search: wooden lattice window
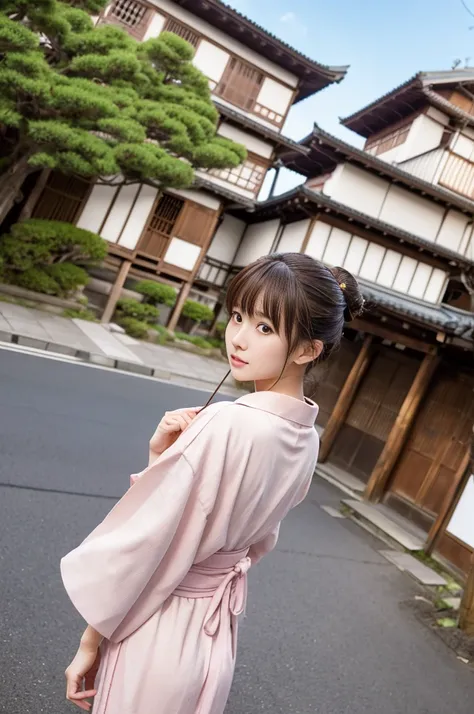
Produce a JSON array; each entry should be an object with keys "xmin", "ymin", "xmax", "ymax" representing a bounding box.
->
[
  {"xmin": 32, "ymin": 172, "xmax": 91, "ymax": 224},
  {"xmin": 164, "ymin": 18, "xmax": 200, "ymax": 48},
  {"xmin": 210, "ymin": 154, "xmax": 268, "ymax": 194},
  {"xmin": 216, "ymin": 58, "xmax": 264, "ymax": 112},
  {"xmin": 106, "ymin": 0, "xmax": 151, "ymax": 39}
]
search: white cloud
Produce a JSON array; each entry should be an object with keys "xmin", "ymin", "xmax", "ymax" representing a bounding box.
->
[{"xmin": 280, "ymin": 12, "xmax": 296, "ymax": 23}]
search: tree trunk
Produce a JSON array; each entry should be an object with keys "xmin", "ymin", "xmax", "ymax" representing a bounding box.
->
[
  {"xmin": 18, "ymin": 169, "xmax": 51, "ymax": 222},
  {"xmin": 0, "ymin": 156, "xmax": 34, "ymax": 227}
]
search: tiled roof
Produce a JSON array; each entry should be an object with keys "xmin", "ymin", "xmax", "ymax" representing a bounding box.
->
[
  {"xmin": 341, "ymin": 69, "xmax": 474, "ymax": 136},
  {"xmin": 214, "ymin": 100, "xmax": 309, "ymax": 154},
  {"xmin": 171, "ymin": 0, "xmax": 348, "ymax": 101},
  {"xmin": 238, "ymin": 184, "xmax": 474, "ymax": 267},
  {"xmin": 280, "ymin": 125, "xmax": 474, "ymax": 216},
  {"xmin": 360, "ymin": 280, "xmax": 474, "ymax": 338}
]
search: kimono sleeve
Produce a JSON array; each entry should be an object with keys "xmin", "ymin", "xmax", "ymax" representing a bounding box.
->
[
  {"xmin": 60, "ymin": 421, "xmax": 223, "ymax": 644},
  {"xmin": 247, "ymin": 524, "xmax": 280, "ymax": 566}
]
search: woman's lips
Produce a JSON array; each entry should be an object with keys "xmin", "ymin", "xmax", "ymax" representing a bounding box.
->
[{"xmin": 230, "ymin": 354, "xmax": 248, "ymax": 368}]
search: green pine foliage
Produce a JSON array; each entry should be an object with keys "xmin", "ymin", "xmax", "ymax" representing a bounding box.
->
[
  {"xmin": 0, "ymin": 218, "xmax": 106, "ymax": 295},
  {"xmin": 116, "ymin": 297, "xmax": 159, "ymax": 323},
  {"xmin": 181, "ymin": 300, "xmax": 215, "ymax": 323},
  {"xmin": 0, "ymin": 1, "xmax": 246, "ymax": 203},
  {"xmin": 134, "ymin": 280, "xmax": 177, "ymax": 307}
]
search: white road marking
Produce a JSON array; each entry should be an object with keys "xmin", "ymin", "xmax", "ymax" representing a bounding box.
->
[{"xmin": 320, "ymin": 505, "xmax": 346, "ymax": 518}]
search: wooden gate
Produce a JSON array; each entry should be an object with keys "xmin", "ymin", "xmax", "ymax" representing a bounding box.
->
[
  {"xmin": 388, "ymin": 366, "xmax": 474, "ymax": 519},
  {"xmin": 330, "ymin": 347, "xmax": 421, "ymax": 482}
]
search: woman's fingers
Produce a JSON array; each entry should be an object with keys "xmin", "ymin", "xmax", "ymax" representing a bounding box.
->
[{"xmin": 66, "ymin": 678, "xmax": 96, "ymax": 711}]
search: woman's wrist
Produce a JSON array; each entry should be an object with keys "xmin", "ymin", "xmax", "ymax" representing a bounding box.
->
[{"xmin": 80, "ymin": 625, "xmax": 103, "ymax": 651}]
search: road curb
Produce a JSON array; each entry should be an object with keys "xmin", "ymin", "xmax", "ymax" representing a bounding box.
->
[{"xmin": 0, "ymin": 331, "xmax": 240, "ymax": 396}]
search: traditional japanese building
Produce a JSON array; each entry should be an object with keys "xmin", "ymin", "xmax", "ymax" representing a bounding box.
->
[
  {"xmin": 25, "ymin": 0, "xmax": 347, "ymax": 328},
  {"xmin": 206, "ymin": 68, "xmax": 474, "ymax": 578}
]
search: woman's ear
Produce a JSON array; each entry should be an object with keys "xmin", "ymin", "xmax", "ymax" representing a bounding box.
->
[{"xmin": 293, "ymin": 339, "xmax": 323, "ymax": 366}]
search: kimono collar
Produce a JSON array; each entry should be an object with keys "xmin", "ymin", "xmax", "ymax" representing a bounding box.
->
[{"xmin": 235, "ymin": 391, "xmax": 319, "ymax": 427}]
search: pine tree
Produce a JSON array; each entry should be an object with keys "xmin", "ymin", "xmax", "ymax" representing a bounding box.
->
[{"xmin": 0, "ymin": 0, "xmax": 247, "ymax": 223}]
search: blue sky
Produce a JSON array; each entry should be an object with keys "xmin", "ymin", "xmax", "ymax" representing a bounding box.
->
[{"xmin": 225, "ymin": 0, "xmax": 474, "ymax": 194}]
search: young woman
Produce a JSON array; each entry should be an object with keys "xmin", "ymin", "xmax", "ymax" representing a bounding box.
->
[{"xmin": 61, "ymin": 253, "xmax": 364, "ymax": 714}]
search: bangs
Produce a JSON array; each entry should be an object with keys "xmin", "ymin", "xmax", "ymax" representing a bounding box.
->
[{"xmin": 226, "ymin": 257, "xmax": 310, "ymax": 349}]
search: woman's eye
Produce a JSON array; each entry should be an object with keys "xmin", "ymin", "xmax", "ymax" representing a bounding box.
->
[
  {"xmin": 258, "ymin": 324, "xmax": 273, "ymax": 335},
  {"xmin": 232, "ymin": 311, "xmax": 242, "ymax": 323}
]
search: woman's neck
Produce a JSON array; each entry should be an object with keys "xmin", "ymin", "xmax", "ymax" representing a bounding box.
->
[{"xmin": 254, "ymin": 374, "xmax": 305, "ymax": 401}]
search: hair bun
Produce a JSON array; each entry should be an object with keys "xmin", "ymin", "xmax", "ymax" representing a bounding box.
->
[{"xmin": 329, "ymin": 266, "xmax": 365, "ymax": 322}]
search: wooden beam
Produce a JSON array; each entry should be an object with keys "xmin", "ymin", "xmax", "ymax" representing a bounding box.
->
[
  {"xmin": 364, "ymin": 351, "xmax": 440, "ymax": 503},
  {"xmin": 167, "ymin": 280, "xmax": 192, "ymax": 333},
  {"xmin": 101, "ymin": 259, "xmax": 132, "ymax": 324},
  {"xmin": 300, "ymin": 214, "xmax": 318, "ymax": 254},
  {"xmin": 319, "ymin": 335, "xmax": 373, "ymax": 463},
  {"xmin": 351, "ymin": 318, "xmax": 437, "ymax": 355},
  {"xmin": 425, "ymin": 449, "xmax": 471, "ymax": 554}
]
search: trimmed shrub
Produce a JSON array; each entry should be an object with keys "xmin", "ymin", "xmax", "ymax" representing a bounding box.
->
[
  {"xmin": 181, "ymin": 300, "xmax": 214, "ymax": 323},
  {"xmin": 116, "ymin": 298, "xmax": 159, "ymax": 323},
  {"xmin": 214, "ymin": 321, "xmax": 227, "ymax": 338},
  {"xmin": 175, "ymin": 332, "xmax": 213, "ymax": 349},
  {"xmin": 62, "ymin": 307, "xmax": 97, "ymax": 321},
  {"xmin": 134, "ymin": 280, "xmax": 177, "ymax": 307},
  {"xmin": 150, "ymin": 324, "xmax": 173, "ymax": 345},
  {"xmin": 45, "ymin": 263, "xmax": 89, "ymax": 294},
  {"xmin": 14, "ymin": 267, "xmax": 59, "ymax": 295},
  {"xmin": 117, "ymin": 317, "xmax": 150, "ymax": 339}
]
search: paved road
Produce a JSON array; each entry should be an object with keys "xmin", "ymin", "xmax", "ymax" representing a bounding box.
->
[{"xmin": 1, "ymin": 347, "xmax": 473, "ymax": 714}]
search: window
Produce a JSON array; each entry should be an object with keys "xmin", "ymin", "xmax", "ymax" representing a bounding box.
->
[
  {"xmin": 32, "ymin": 173, "xmax": 91, "ymax": 224},
  {"xmin": 106, "ymin": 0, "xmax": 151, "ymax": 39},
  {"xmin": 209, "ymin": 154, "xmax": 268, "ymax": 194},
  {"xmin": 164, "ymin": 18, "xmax": 200, "ymax": 48},
  {"xmin": 216, "ymin": 58, "xmax": 264, "ymax": 112},
  {"xmin": 365, "ymin": 124, "xmax": 410, "ymax": 156}
]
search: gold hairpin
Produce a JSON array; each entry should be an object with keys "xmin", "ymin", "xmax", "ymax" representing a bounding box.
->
[{"xmin": 339, "ymin": 282, "xmax": 346, "ymax": 290}]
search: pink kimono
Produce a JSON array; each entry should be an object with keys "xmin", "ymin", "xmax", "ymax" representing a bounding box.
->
[{"xmin": 61, "ymin": 391, "xmax": 319, "ymax": 714}]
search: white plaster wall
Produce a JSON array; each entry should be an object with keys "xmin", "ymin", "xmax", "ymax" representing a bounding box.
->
[
  {"xmin": 101, "ymin": 184, "xmax": 140, "ymax": 243},
  {"xmin": 118, "ymin": 185, "xmax": 158, "ymax": 250},
  {"xmin": 408, "ymin": 262, "xmax": 432, "ymax": 299},
  {"xmin": 358, "ymin": 242, "xmax": 385, "ymax": 281},
  {"xmin": 149, "ymin": 0, "xmax": 298, "ymax": 86},
  {"xmin": 207, "ymin": 214, "xmax": 246, "ymax": 263},
  {"xmin": 304, "ymin": 221, "xmax": 331, "ymax": 261},
  {"xmin": 424, "ymin": 268, "xmax": 447, "ymax": 302},
  {"xmin": 326, "ymin": 163, "xmax": 388, "ymax": 217},
  {"xmin": 193, "ymin": 40, "xmax": 229, "ymax": 85},
  {"xmin": 447, "ymin": 474, "xmax": 474, "ymax": 549},
  {"xmin": 380, "ymin": 185, "xmax": 445, "ymax": 241},
  {"xmin": 169, "ymin": 187, "xmax": 221, "ymax": 210},
  {"xmin": 217, "ymin": 123, "xmax": 273, "ymax": 159},
  {"xmin": 392, "ymin": 255, "xmax": 418, "ymax": 293},
  {"xmin": 399, "ymin": 114, "xmax": 445, "ymax": 162},
  {"xmin": 77, "ymin": 184, "xmax": 118, "ymax": 234},
  {"xmin": 256, "ymin": 78, "xmax": 293, "ymax": 116},
  {"xmin": 436, "ymin": 210, "xmax": 467, "ymax": 253},
  {"xmin": 322, "ymin": 227, "xmax": 351, "ymax": 266},
  {"xmin": 277, "ymin": 220, "xmax": 310, "ymax": 253},
  {"xmin": 233, "ymin": 219, "xmax": 280, "ymax": 265},
  {"xmin": 344, "ymin": 236, "xmax": 368, "ymax": 275},
  {"xmin": 426, "ymin": 106, "xmax": 450, "ymax": 125},
  {"xmin": 460, "ymin": 223, "xmax": 474, "ymax": 258},
  {"xmin": 143, "ymin": 11, "xmax": 166, "ymax": 40},
  {"xmin": 165, "ymin": 237, "xmax": 201, "ymax": 270},
  {"xmin": 450, "ymin": 132, "xmax": 474, "ymax": 160}
]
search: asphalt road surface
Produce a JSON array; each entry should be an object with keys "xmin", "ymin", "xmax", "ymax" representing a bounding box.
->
[{"xmin": 1, "ymin": 346, "xmax": 474, "ymax": 714}]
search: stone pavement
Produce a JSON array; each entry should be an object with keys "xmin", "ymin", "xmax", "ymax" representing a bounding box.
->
[{"xmin": 0, "ymin": 301, "xmax": 241, "ymax": 396}]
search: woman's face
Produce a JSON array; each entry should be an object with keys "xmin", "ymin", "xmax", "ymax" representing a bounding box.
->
[{"xmin": 225, "ymin": 304, "xmax": 289, "ymax": 384}]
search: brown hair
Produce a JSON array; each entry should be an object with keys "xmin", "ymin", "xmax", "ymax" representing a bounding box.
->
[{"xmin": 225, "ymin": 253, "xmax": 364, "ymax": 366}]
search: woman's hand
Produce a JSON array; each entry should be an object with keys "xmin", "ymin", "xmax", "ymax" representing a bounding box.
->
[
  {"xmin": 65, "ymin": 642, "xmax": 101, "ymax": 711},
  {"xmin": 149, "ymin": 407, "xmax": 202, "ymax": 464}
]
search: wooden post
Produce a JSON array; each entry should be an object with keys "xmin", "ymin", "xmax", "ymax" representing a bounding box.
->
[
  {"xmin": 425, "ymin": 450, "xmax": 471, "ymax": 554},
  {"xmin": 101, "ymin": 259, "xmax": 132, "ymax": 324},
  {"xmin": 319, "ymin": 335, "xmax": 373, "ymax": 463},
  {"xmin": 460, "ymin": 553, "xmax": 474, "ymax": 635},
  {"xmin": 167, "ymin": 280, "xmax": 191, "ymax": 333},
  {"xmin": 18, "ymin": 169, "xmax": 51, "ymax": 221},
  {"xmin": 365, "ymin": 351, "xmax": 440, "ymax": 503}
]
